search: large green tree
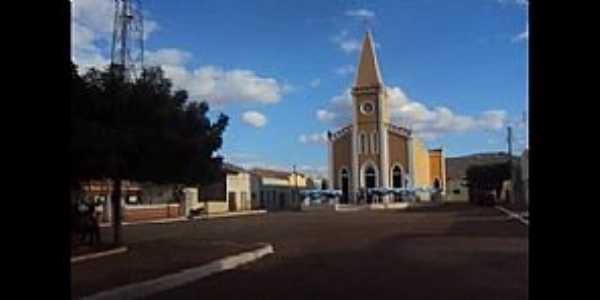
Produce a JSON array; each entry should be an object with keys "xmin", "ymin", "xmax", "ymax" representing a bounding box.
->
[
  {"xmin": 71, "ymin": 63, "xmax": 228, "ymax": 245},
  {"xmin": 465, "ymin": 162, "xmax": 511, "ymax": 202}
]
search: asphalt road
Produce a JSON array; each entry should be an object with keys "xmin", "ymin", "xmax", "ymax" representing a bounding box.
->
[{"xmin": 100, "ymin": 203, "xmax": 529, "ymax": 300}]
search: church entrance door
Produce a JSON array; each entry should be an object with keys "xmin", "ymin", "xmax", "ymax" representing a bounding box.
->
[
  {"xmin": 392, "ymin": 166, "xmax": 403, "ymax": 202},
  {"xmin": 341, "ymin": 169, "xmax": 349, "ymax": 204},
  {"xmin": 365, "ymin": 166, "xmax": 376, "ymax": 204},
  {"xmin": 341, "ymin": 177, "xmax": 349, "ymax": 204}
]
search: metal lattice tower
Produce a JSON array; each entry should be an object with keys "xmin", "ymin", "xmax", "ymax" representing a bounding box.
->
[{"xmin": 111, "ymin": 0, "xmax": 144, "ymax": 81}]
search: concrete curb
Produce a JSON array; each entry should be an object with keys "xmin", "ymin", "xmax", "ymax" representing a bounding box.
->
[
  {"xmin": 71, "ymin": 246, "xmax": 128, "ymax": 264},
  {"xmin": 495, "ymin": 206, "xmax": 529, "ymax": 226},
  {"xmin": 192, "ymin": 210, "xmax": 267, "ymax": 220},
  {"xmin": 371, "ymin": 202, "xmax": 410, "ymax": 210},
  {"xmin": 333, "ymin": 202, "xmax": 444, "ymax": 212},
  {"xmin": 100, "ymin": 217, "xmax": 187, "ymax": 228},
  {"xmin": 81, "ymin": 243, "xmax": 274, "ymax": 300},
  {"xmin": 100, "ymin": 210, "xmax": 267, "ymax": 228},
  {"xmin": 409, "ymin": 201, "xmax": 444, "ymax": 208}
]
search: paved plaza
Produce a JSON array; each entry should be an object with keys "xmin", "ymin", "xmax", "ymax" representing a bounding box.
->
[{"xmin": 73, "ymin": 203, "xmax": 528, "ymax": 299}]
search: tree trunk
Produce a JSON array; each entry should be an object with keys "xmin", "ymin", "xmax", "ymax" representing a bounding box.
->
[{"xmin": 111, "ymin": 178, "xmax": 122, "ymax": 246}]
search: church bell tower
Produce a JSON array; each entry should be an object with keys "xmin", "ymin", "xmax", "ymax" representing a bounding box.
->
[{"xmin": 351, "ymin": 31, "xmax": 390, "ymax": 201}]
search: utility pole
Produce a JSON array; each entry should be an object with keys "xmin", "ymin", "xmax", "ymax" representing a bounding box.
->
[
  {"xmin": 523, "ymin": 110, "xmax": 528, "ymax": 149},
  {"xmin": 507, "ymin": 126, "xmax": 514, "ymax": 204},
  {"xmin": 109, "ymin": 0, "xmax": 144, "ymax": 245},
  {"xmin": 292, "ymin": 164, "xmax": 298, "ymax": 206}
]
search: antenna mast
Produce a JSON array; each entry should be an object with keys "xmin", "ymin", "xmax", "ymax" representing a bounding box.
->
[{"xmin": 111, "ymin": 0, "xmax": 144, "ymax": 81}]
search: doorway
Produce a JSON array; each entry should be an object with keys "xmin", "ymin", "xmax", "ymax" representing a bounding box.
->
[
  {"xmin": 228, "ymin": 192, "xmax": 237, "ymax": 211},
  {"xmin": 365, "ymin": 166, "xmax": 376, "ymax": 204},
  {"xmin": 392, "ymin": 165, "xmax": 403, "ymax": 201},
  {"xmin": 341, "ymin": 168, "xmax": 349, "ymax": 204},
  {"xmin": 434, "ymin": 178, "xmax": 441, "ymax": 190}
]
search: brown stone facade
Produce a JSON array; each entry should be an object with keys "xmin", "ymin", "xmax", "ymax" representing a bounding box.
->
[
  {"xmin": 387, "ymin": 129, "xmax": 409, "ymax": 175},
  {"xmin": 332, "ymin": 130, "xmax": 352, "ymax": 190}
]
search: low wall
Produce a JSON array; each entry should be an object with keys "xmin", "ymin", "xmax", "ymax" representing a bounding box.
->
[
  {"xmin": 301, "ymin": 204, "xmax": 336, "ymax": 212},
  {"xmin": 123, "ymin": 204, "xmax": 183, "ymax": 222},
  {"xmin": 366, "ymin": 202, "xmax": 410, "ymax": 210},
  {"xmin": 334, "ymin": 204, "xmax": 366, "ymax": 212},
  {"xmin": 410, "ymin": 201, "xmax": 444, "ymax": 208},
  {"xmin": 196, "ymin": 201, "xmax": 229, "ymax": 214},
  {"xmin": 415, "ymin": 191, "xmax": 431, "ymax": 202}
]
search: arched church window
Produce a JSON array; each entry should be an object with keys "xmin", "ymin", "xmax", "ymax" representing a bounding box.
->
[
  {"xmin": 360, "ymin": 133, "xmax": 366, "ymax": 154},
  {"xmin": 372, "ymin": 132, "xmax": 378, "ymax": 154}
]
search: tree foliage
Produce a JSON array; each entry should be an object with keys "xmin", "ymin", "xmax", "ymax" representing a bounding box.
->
[
  {"xmin": 71, "ymin": 63, "xmax": 229, "ymax": 186},
  {"xmin": 71, "ymin": 62, "xmax": 228, "ymax": 244},
  {"xmin": 465, "ymin": 163, "xmax": 511, "ymax": 194}
]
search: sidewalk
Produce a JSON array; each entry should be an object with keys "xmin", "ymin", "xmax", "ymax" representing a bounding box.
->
[
  {"xmin": 71, "ymin": 238, "xmax": 270, "ymax": 299},
  {"xmin": 100, "ymin": 210, "xmax": 267, "ymax": 228}
]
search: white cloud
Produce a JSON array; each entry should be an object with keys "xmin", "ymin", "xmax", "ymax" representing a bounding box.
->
[
  {"xmin": 335, "ymin": 65, "xmax": 355, "ymax": 76},
  {"xmin": 299, "ymin": 132, "xmax": 328, "ymax": 145},
  {"xmin": 498, "ymin": 0, "xmax": 528, "ymax": 7},
  {"xmin": 143, "ymin": 19, "xmax": 160, "ymax": 40},
  {"xmin": 512, "ymin": 24, "xmax": 529, "ymax": 42},
  {"xmin": 145, "ymin": 48, "xmax": 192, "ymax": 66},
  {"xmin": 72, "ymin": 0, "xmax": 115, "ymax": 35},
  {"xmin": 318, "ymin": 86, "xmax": 507, "ymax": 140},
  {"xmin": 317, "ymin": 109, "xmax": 336, "ymax": 123},
  {"xmin": 241, "ymin": 111, "xmax": 268, "ymax": 128},
  {"xmin": 160, "ymin": 65, "xmax": 290, "ymax": 105},
  {"xmin": 339, "ymin": 39, "xmax": 362, "ymax": 54},
  {"xmin": 144, "ymin": 50, "xmax": 292, "ymax": 106},
  {"xmin": 71, "ymin": 0, "xmax": 290, "ymax": 106},
  {"xmin": 310, "ymin": 78, "xmax": 321, "ymax": 88},
  {"xmin": 331, "ymin": 30, "xmax": 362, "ymax": 54},
  {"xmin": 345, "ymin": 9, "xmax": 376, "ymax": 19}
]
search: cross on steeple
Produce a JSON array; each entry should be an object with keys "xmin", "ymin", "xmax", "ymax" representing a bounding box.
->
[{"xmin": 362, "ymin": 15, "xmax": 371, "ymax": 32}]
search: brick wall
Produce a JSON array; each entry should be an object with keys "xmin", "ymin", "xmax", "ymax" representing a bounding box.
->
[{"xmin": 122, "ymin": 204, "xmax": 183, "ymax": 222}]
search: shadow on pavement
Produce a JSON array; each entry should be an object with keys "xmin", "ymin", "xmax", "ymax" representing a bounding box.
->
[{"xmin": 149, "ymin": 231, "xmax": 528, "ymax": 300}]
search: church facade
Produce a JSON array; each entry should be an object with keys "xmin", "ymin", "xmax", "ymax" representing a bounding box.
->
[{"xmin": 327, "ymin": 31, "xmax": 446, "ymax": 203}]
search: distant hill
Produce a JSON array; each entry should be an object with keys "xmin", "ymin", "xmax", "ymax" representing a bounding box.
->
[{"xmin": 446, "ymin": 152, "xmax": 520, "ymax": 180}]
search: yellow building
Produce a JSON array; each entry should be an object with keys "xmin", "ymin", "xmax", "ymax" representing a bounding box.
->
[
  {"xmin": 327, "ymin": 31, "xmax": 445, "ymax": 203},
  {"xmin": 251, "ymin": 168, "xmax": 312, "ymax": 211},
  {"xmin": 198, "ymin": 163, "xmax": 254, "ymax": 214}
]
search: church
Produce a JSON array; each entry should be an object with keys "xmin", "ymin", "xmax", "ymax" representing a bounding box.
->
[{"xmin": 327, "ymin": 31, "xmax": 446, "ymax": 204}]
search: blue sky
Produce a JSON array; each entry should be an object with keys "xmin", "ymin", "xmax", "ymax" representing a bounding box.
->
[{"xmin": 72, "ymin": 0, "xmax": 528, "ymax": 177}]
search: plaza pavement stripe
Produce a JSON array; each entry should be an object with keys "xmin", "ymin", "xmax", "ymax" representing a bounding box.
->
[
  {"xmin": 495, "ymin": 206, "xmax": 529, "ymax": 226},
  {"xmin": 71, "ymin": 247, "xmax": 128, "ymax": 264},
  {"xmin": 81, "ymin": 243, "xmax": 274, "ymax": 300}
]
